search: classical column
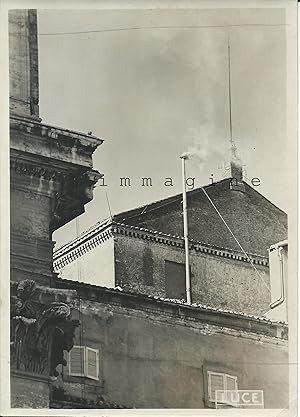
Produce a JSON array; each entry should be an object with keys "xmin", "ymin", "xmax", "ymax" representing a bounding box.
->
[
  {"xmin": 9, "ymin": 9, "xmax": 104, "ymax": 408},
  {"xmin": 10, "ymin": 279, "xmax": 80, "ymax": 408},
  {"xmin": 9, "ymin": 9, "xmax": 40, "ymax": 119}
]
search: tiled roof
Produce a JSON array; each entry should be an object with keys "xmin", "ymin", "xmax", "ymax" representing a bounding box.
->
[
  {"xmin": 113, "ymin": 179, "xmax": 287, "ymax": 256},
  {"xmin": 114, "ymin": 178, "xmax": 286, "ymax": 223}
]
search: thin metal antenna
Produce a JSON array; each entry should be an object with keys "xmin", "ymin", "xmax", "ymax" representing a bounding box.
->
[
  {"xmin": 227, "ymin": 34, "xmax": 238, "ymax": 162},
  {"xmin": 105, "ymin": 191, "xmax": 113, "ymax": 220},
  {"xmin": 228, "ymin": 36, "xmax": 232, "ymax": 142}
]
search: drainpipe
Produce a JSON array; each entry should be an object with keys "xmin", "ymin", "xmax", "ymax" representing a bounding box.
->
[
  {"xmin": 180, "ymin": 153, "xmax": 192, "ymax": 304},
  {"xmin": 270, "ymin": 246, "xmax": 285, "ymax": 309}
]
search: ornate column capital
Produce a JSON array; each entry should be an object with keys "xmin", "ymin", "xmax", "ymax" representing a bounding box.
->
[{"xmin": 10, "ymin": 280, "xmax": 80, "ymax": 378}]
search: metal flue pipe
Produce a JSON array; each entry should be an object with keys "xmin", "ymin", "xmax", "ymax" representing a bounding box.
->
[{"xmin": 180, "ymin": 153, "xmax": 192, "ymax": 304}]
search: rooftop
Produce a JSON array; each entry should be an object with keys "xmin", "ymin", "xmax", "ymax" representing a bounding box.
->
[{"xmin": 53, "ymin": 276, "xmax": 288, "ymax": 340}]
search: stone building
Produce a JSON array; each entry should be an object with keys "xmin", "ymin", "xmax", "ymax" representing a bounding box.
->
[
  {"xmin": 51, "ymin": 165, "xmax": 289, "ymax": 409},
  {"xmin": 54, "ymin": 177, "xmax": 287, "ymax": 316},
  {"xmin": 9, "ymin": 9, "xmax": 289, "ymax": 410},
  {"xmin": 9, "ymin": 9, "xmax": 103, "ymax": 408},
  {"xmin": 51, "ymin": 277, "xmax": 288, "ymax": 409}
]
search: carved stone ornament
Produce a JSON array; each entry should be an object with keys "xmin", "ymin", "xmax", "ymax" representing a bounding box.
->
[
  {"xmin": 10, "ymin": 279, "xmax": 79, "ymax": 378},
  {"xmin": 10, "ymin": 159, "xmax": 62, "ymax": 181}
]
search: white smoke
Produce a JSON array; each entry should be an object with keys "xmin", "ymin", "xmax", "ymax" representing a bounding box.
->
[{"xmin": 182, "ymin": 124, "xmax": 228, "ymax": 171}]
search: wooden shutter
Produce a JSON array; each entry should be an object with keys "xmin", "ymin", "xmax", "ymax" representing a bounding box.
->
[
  {"xmin": 68, "ymin": 346, "xmax": 84, "ymax": 376},
  {"xmin": 208, "ymin": 372, "xmax": 225, "ymax": 402},
  {"xmin": 226, "ymin": 374, "xmax": 238, "ymax": 391},
  {"xmin": 86, "ymin": 347, "xmax": 99, "ymax": 380}
]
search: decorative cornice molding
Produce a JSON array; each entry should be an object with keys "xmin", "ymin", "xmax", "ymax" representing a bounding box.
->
[
  {"xmin": 54, "ymin": 228, "xmax": 113, "ymax": 271},
  {"xmin": 10, "ymin": 115, "xmax": 103, "ymax": 151},
  {"xmin": 54, "ymin": 221, "xmax": 269, "ymax": 272},
  {"xmin": 11, "ymin": 158, "xmax": 63, "ymax": 181}
]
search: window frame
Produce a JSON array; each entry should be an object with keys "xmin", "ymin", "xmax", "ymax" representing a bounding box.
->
[
  {"xmin": 67, "ymin": 345, "xmax": 100, "ymax": 381},
  {"xmin": 207, "ymin": 370, "xmax": 238, "ymax": 403}
]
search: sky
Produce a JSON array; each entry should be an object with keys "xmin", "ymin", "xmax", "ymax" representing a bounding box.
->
[{"xmin": 36, "ymin": 7, "xmax": 288, "ymax": 248}]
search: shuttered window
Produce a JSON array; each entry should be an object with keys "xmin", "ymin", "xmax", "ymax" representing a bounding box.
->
[
  {"xmin": 86, "ymin": 347, "xmax": 99, "ymax": 380},
  {"xmin": 208, "ymin": 371, "xmax": 238, "ymax": 402},
  {"xmin": 226, "ymin": 375, "xmax": 237, "ymax": 391},
  {"xmin": 68, "ymin": 345, "xmax": 99, "ymax": 380},
  {"xmin": 68, "ymin": 346, "xmax": 85, "ymax": 377}
]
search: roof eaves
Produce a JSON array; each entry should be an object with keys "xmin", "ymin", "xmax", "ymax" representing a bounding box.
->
[
  {"xmin": 54, "ymin": 220, "xmax": 269, "ymax": 269},
  {"xmin": 55, "ymin": 276, "xmax": 287, "ymax": 328}
]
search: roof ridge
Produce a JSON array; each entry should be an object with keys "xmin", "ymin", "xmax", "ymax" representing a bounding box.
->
[{"xmin": 114, "ymin": 178, "xmax": 230, "ymax": 221}]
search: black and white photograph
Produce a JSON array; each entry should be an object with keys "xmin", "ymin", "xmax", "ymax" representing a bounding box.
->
[{"xmin": 1, "ymin": 0, "xmax": 298, "ymax": 414}]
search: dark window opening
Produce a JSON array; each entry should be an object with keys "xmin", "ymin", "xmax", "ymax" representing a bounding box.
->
[
  {"xmin": 165, "ymin": 260, "xmax": 189, "ymax": 301},
  {"xmin": 143, "ymin": 246, "xmax": 154, "ymax": 286}
]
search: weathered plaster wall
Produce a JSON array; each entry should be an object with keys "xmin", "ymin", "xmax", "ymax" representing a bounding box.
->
[
  {"xmin": 10, "ymin": 185, "xmax": 51, "ymax": 239},
  {"xmin": 61, "ymin": 299, "xmax": 288, "ymax": 409},
  {"xmin": 11, "ymin": 374, "xmax": 50, "ymax": 408},
  {"xmin": 114, "ymin": 234, "xmax": 270, "ymax": 315},
  {"xmin": 10, "ymin": 179, "xmax": 54, "ymax": 285},
  {"xmin": 59, "ymin": 238, "xmax": 115, "ymax": 288}
]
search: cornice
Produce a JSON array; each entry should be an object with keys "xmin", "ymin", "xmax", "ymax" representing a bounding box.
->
[
  {"xmin": 115, "ymin": 223, "xmax": 269, "ymax": 266},
  {"xmin": 53, "ymin": 221, "xmax": 269, "ymax": 272},
  {"xmin": 10, "ymin": 115, "xmax": 103, "ymax": 150},
  {"xmin": 10, "ymin": 115, "xmax": 104, "ymax": 171},
  {"xmin": 10, "ymin": 158, "xmax": 63, "ymax": 181},
  {"xmin": 54, "ymin": 227, "xmax": 113, "ymax": 271}
]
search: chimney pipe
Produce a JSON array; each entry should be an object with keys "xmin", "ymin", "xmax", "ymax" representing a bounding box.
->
[{"xmin": 180, "ymin": 154, "xmax": 192, "ymax": 304}]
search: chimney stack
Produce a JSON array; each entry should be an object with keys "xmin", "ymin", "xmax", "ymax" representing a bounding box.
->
[{"xmin": 229, "ymin": 141, "xmax": 245, "ymax": 192}]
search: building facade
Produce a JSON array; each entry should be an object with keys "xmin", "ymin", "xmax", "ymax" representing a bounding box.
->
[
  {"xmin": 51, "ymin": 278, "xmax": 289, "ymax": 409},
  {"xmin": 8, "ymin": 9, "xmax": 290, "ymax": 411},
  {"xmin": 54, "ymin": 177, "xmax": 287, "ymax": 316},
  {"xmin": 9, "ymin": 9, "xmax": 103, "ymax": 408},
  {"xmin": 54, "ymin": 218, "xmax": 270, "ymax": 315}
]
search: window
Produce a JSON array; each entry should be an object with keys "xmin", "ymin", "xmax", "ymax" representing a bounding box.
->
[
  {"xmin": 68, "ymin": 345, "xmax": 99, "ymax": 380},
  {"xmin": 207, "ymin": 371, "xmax": 238, "ymax": 403},
  {"xmin": 165, "ymin": 260, "xmax": 189, "ymax": 300},
  {"xmin": 143, "ymin": 246, "xmax": 154, "ymax": 286}
]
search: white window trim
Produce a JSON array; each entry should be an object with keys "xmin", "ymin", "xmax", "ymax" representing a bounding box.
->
[
  {"xmin": 207, "ymin": 371, "xmax": 238, "ymax": 403},
  {"xmin": 68, "ymin": 345, "xmax": 99, "ymax": 381}
]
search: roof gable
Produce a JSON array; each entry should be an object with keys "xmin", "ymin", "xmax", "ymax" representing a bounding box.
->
[{"xmin": 114, "ymin": 179, "xmax": 287, "ymax": 256}]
